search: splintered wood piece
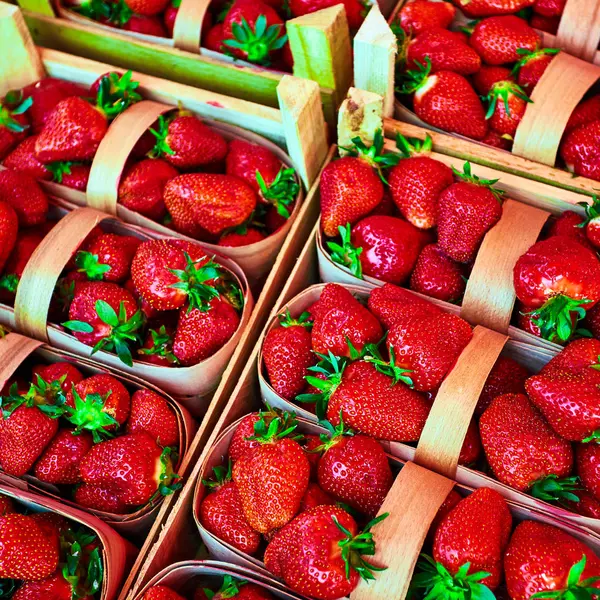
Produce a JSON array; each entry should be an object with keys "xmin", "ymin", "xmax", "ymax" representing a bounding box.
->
[
  {"xmin": 172, "ymin": 0, "xmax": 210, "ymax": 53},
  {"xmin": 337, "ymin": 87, "xmax": 384, "ymax": 153},
  {"xmin": 461, "ymin": 199, "xmax": 550, "ymax": 332},
  {"xmin": 555, "ymin": 0, "xmax": 600, "ymax": 62},
  {"xmin": 0, "ymin": 333, "xmax": 43, "ymax": 390},
  {"xmin": 414, "ymin": 326, "xmax": 508, "ymax": 479}
]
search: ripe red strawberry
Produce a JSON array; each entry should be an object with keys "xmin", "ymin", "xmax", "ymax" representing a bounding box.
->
[
  {"xmin": 429, "ymin": 489, "xmax": 462, "ymax": 541},
  {"xmin": 138, "ymin": 325, "xmax": 178, "ymax": 366},
  {"xmin": 504, "ymin": 521, "xmax": 600, "ymax": 599},
  {"xmin": 530, "ymin": 12, "xmax": 560, "ymax": 33},
  {"xmin": 560, "ymin": 120, "xmax": 600, "ymax": 181},
  {"xmin": 459, "ymin": 419, "xmax": 482, "ymax": 465},
  {"xmin": 149, "ymin": 113, "xmax": 228, "ymax": 170},
  {"xmin": 388, "ymin": 135, "xmax": 454, "ymax": 229},
  {"xmin": 565, "ymin": 95, "xmax": 600, "ymax": 136},
  {"xmin": 173, "ymin": 296, "xmax": 240, "ymax": 366},
  {"xmin": 265, "ymin": 505, "xmax": 386, "ymax": 599},
  {"xmin": 513, "ymin": 236, "xmax": 600, "ymax": 342},
  {"xmin": 118, "ymin": 158, "xmax": 178, "ymax": 221},
  {"xmin": 482, "ymin": 129, "xmax": 513, "ymax": 149},
  {"xmin": 398, "ymin": 0, "xmax": 456, "ymax": 35},
  {"xmin": 562, "ymin": 489, "xmax": 600, "ymax": 519},
  {"xmin": 35, "ymin": 71, "xmax": 141, "ymax": 163},
  {"xmin": 218, "ymin": 229, "xmax": 267, "ymax": 247},
  {"xmin": 0, "ymin": 169, "xmax": 49, "ymax": 226},
  {"xmin": 126, "ymin": 389, "xmax": 178, "ymax": 447},
  {"xmin": 199, "ymin": 462, "xmax": 260, "ymax": 555},
  {"xmin": 222, "ymin": 0, "xmax": 287, "ymax": 65},
  {"xmin": 320, "ymin": 134, "xmax": 399, "ymax": 237},
  {"xmin": 480, "ymin": 393, "xmax": 574, "ymax": 494},
  {"xmin": 310, "ymin": 284, "xmax": 383, "ymax": 358},
  {"xmin": 75, "ymin": 233, "xmax": 140, "ymax": 283},
  {"xmin": 407, "ymin": 28, "xmax": 481, "ymax": 75},
  {"xmin": 34, "ymin": 428, "xmax": 94, "ymax": 484},
  {"xmin": 123, "ymin": 14, "xmax": 168, "ymax": 36},
  {"xmin": 534, "ymin": 0, "xmax": 565, "ymax": 16},
  {"xmin": 400, "ymin": 62, "xmax": 488, "ymax": 140},
  {"xmin": 0, "ymin": 513, "xmax": 60, "ymax": 580},
  {"xmin": 410, "ymin": 243, "xmax": 466, "ymax": 302},
  {"xmin": 62, "ymin": 281, "xmax": 144, "ymax": 366},
  {"xmin": 164, "ymin": 173, "xmax": 257, "ymax": 237},
  {"xmin": 0, "ymin": 92, "xmax": 31, "ymax": 161},
  {"xmin": 469, "ymin": 16, "xmax": 540, "ymax": 65},
  {"xmin": 228, "ymin": 408, "xmax": 289, "ymax": 462},
  {"xmin": 74, "ymin": 483, "xmax": 126, "ymax": 513},
  {"xmin": 124, "ymin": 277, "xmax": 159, "ymax": 320},
  {"xmin": 513, "ymin": 47, "xmax": 559, "ymax": 91},
  {"xmin": 80, "ymin": 432, "xmax": 179, "ymax": 507},
  {"xmin": 263, "ymin": 310, "xmax": 315, "ymax": 400},
  {"xmin": 547, "ymin": 210, "xmax": 592, "ymax": 249},
  {"xmin": 452, "ymin": 0, "xmax": 535, "ymax": 17},
  {"xmin": 472, "ymin": 65, "xmax": 515, "ymax": 95},
  {"xmin": 123, "ymin": 0, "xmax": 169, "ymax": 17},
  {"xmin": 316, "ymin": 421, "xmax": 393, "ymax": 517},
  {"xmin": 414, "ymin": 488, "xmax": 512, "ymax": 594},
  {"xmin": 0, "ymin": 202, "xmax": 17, "ymax": 274},
  {"xmin": 142, "ymin": 587, "xmax": 185, "ymax": 600},
  {"xmin": 232, "ymin": 415, "xmax": 310, "ymax": 534},
  {"xmin": 163, "ymin": 0, "xmax": 210, "ymax": 38},
  {"xmin": 301, "ymin": 482, "xmax": 336, "ymax": 512},
  {"xmin": 476, "ymin": 355, "xmax": 529, "ymax": 415},
  {"xmin": 577, "ymin": 442, "xmax": 600, "ymax": 502},
  {"xmin": 3, "ymin": 136, "xmax": 52, "ymax": 180},
  {"xmin": 576, "ymin": 196, "xmax": 600, "ymax": 249},
  {"xmin": 484, "ymin": 80, "xmax": 531, "ymax": 137},
  {"xmin": 289, "ymin": 0, "xmax": 366, "ymax": 29},
  {"xmin": 205, "ymin": 23, "xmax": 227, "ymax": 53}
]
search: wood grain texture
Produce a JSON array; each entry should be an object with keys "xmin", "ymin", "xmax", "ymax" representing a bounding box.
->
[
  {"xmin": 555, "ymin": 0, "xmax": 600, "ymax": 62},
  {"xmin": 172, "ymin": 0, "xmax": 209, "ymax": 53},
  {"xmin": 414, "ymin": 326, "xmax": 508, "ymax": 479},
  {"xmin": 0, "ymin": 333, "xmax": 43, "ymax": 390},
  {"xmin": 337, "ymin": 87, "xmax": 384, "ymax": 153},
  {"xmin": 461, "ymin": 200, "xmax": 550, "ymax": 332}
]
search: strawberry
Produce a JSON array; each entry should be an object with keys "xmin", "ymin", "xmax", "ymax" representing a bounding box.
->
[
  {"xmin": 413, "ymin": 488, "xmax": 512, "ymax": 595},
  {"xmin": 142, "ymin": 587, "xmax": 185, "ymax": 600},
  {"xmin": 289, "ymin": 0, "xmax": 367, "ymax": 30},
  {"xmin": 469, "ymin": 16, "xmax": 540, "ymax": 65},
  {"xmin": 399, "ymin": 62, "xmax": 488, "ymax": 140},
  {"xmin": 75, "ymin": 233, "xmax": 140, "ymax": 283},
  {"xmin": 206, "ymin": 576, "xmax": 275, "ymax": 600},
  {"xmin": 173, "ymin": 296, "xmax": 241, "ymax": 366},
  {"xmin": 33, "ymin": 428, "xmax": 94, "ymax": 484},
  {"xmin": 62, "ymin": 281, "xmax": 145, "ymax": 366},
  {"xmin": 232, "ymin": 415, "xmax": 310, "ymax": 534},
  {"xmin": 452, "ymin": 0, "xmax": 535, "ymax": 17},
  {"xmin": 264, "ymin": 506, "xmax": 387, "ymax": 599},
  {"xmin": 138, "ymin": 325, "xmax": 178, "ymax": 366},
  {"xmin": 301, "ymin": 482, "xmax": 336, "ymax": 512},
  {"xmin": 480, "ymin": 393, "xmax": 574, "ymax": 497},
  {"xmin": 534, "ymin": 0, "xmax": 565, "ymax": 15},
  {"xmin": 546, "ymin": 210, "xmax": 592, "ymax": 249},
  {"xmin": 397, "ymin": 0, "xmax": 456, "ymax": 35},
  {"xmin": 471, "ymin": 65, "xmax": 514, "ymax": 95},
  {"xmin": 123, "ymin": 14, "xmax": 167, "ymax": 36},
  {"xmin": 560, "ymin": 120, "xmax": 600, "ymax": 181},
  {"xmin": 577, "ymin": 442, "xmax": 600, "ymax": 502},
  {"xmin": 320, "ymin": 132, "xmax": 399, "ymax": 237},
  {"xmin": 0, "ymin": 497, "xmax": 15, "ymax": 516},
  {"xmin": 428, "ymin": 489, "xmax": 462, "ymax": 540},
  {"xmin": 310, "ymin": 284, "xmax": 383, "ymax": 358},
  {"xmin": 228, "ymin": 408, "xmax": 287, "ymax": 462},
  {"xmin": 123, "ymin": 0, "xmax": 169, "ymax": 17},
  {"xmin": 388, "ymin": 134, "xmax": 454, "ymax": 229},
  {"xmin": 460, "ymin": 419, "xmax": 482, "ymax": 464},
  {"xmin": 218, "ymin": 229, "xmax": 267, "ymax": 247},
  {"xmin": 263, "ymin": 310, "xmax": 315, "ymax": 401},
  {"xmin": 482, "ymin": 129, "xmax": 513, "ymax": 149},
  {"xmin": 512, "ymin": 47, "xmax": 559, "ymax": 91},
  {"xmin": 4, "ymin": 136, "xmax": 52, "ymax": 180},
  {"xmin": 565, "ymin": 95, "xmax": 600, "ymax": 136},
  {"xmin": 562, "ymin": 489, "xmax": 600, "ymax": 519},
  {"xmin": 164, "ymin": 173, "xmax": 257, "ymax": 237},
  {"xmin": 199, "ymin": 462, "xmax": 260, "ymax": 555},
  {"xmin": 577, "ymin": 195, "xmax": 600, "ymax": 249},
  {"xmin": 0, "ymin": 202, "xmax": 17, "ymax": 275},
  {"xmin": 504, "ymin": 521, "xmax": 600, "ymax": 599},
  {"xmin": 316, "ymin": 420, "xmax": 393, "ymax": 517},
  {"xmin": 0, "ymin": 513, "xmax": 60, "ymax": 580},
  {"xmin": 149, "ymin": 113, "xmax": 228, "ymax": 170},
  {"xmin": 126, "ymin": 389, "xmax": 178, "ymax": 447},
  {"xmin": 525, "ymin": 339, "xmax": 600, "ymax": 441},
  {"xmin": 513, "ymin": 236, "xmax": 600, "ymax": 342},
  {"xmin": 407, "ymin": 28, "xmax": 481, "ymax": 75},
  {"xmin": 0, "ymin": 169, "xmax": 48, "ymax": 226},
  {"xmin": 80, "ymin": 432, "xmax": 179, "ymax": 507},
  {"xmin": 35, "ymin": 71, "xmax": 141, "ymax": 163},
  {"xmin": 410, "ymin": 243, "xmax": 466, "ymax": 302},
  {"xmin": 74, "ymin": 483, "xmax": 126, "ymax": 513},
  {"xmin": 476, "ymin": 355, "xmax": 529, "ymax": 414},
  {"xmin": 118, "ymin": 158, "xmax": 178, "ymax": 221},
  {"xmin": 484, "ymin": 80, "xmax": 531, "ymax": 137},
  {"xmin": 222, "ymin": 0, "xmax": 287, "ymax": 65},
  {"xmin": 530, "ymin": 12, "xmax": 560, "ymax": 32},
  {"xmin": 0, "ymin": 91, "xmax": 31, "ymax": 160},
  {"xmin": 205, "ymin": 23, "xmax": 227, "ymax": 53}
]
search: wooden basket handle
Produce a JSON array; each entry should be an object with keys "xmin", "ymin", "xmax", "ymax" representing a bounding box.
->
[
  {"xmin": 0, "ymin": 333, "xmax": 43, "ymax": 391},
  {"xmin": 87, "ymin": 100, "xmax": 172, "ymax": 215},
  {"xmin": 554, "ymin": 0, "xmax": 600, "ymax": 63},
  {"xmin": 350, "ymin": 462, "xmax": 455, "ymax": 600},
  {"xmin": 512, "ymin": 52, "xmax": 599, "ymax": 165},
  {"xmin": 172, "ymin": 0, "xmax": 212, "ymax": 53},
  {"xmin": 14, "ymin": 208, "xmax": 112, "ymax": 342},
  {"xmin": 413, "ymin": 326, "xmax": 508, "ymax": 479},
  {"xmin": 460, "ymin": 199, "xmax": 550, "ymax": 332}
]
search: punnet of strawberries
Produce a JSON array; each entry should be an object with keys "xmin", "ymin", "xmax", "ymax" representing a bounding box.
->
[
  {"xmin": 391, "ymin": 0, "xmax": 600, "ymax": 181},
  {"xmin": 198, "ymin": 408, "xmax": 600, "ymax": 600},
  {"xmin": 321, "ymin": 132, "xmax": 600, "ymax": 345},
  {"xmin": 0, "ymin": 492, "xmax": 104, "ymax": 599},
  {"xmin": 141, "ymin": 574, "xmax": 278, "ymax": 600},
  {"xmin": 0, "ymin": 356, "xmax": 183, "ymax": 516},
  {"xmin": 0, "ymin": 71, "xmax": 301, "ymax": 249}
]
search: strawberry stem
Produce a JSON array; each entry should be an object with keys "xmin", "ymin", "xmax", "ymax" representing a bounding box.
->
[
  {"xmin": 0, "ymin": 94, "xmax": 31, "ymax": 133},
  {"xmin": 202, "ymin": 459, "xmax": 232, "ymax": 489},
  {"xmin": 210, "ymin": 575, "xmax": 248, "ymax": 600},
  {"xmin": 95, "ymin": 70, "xmax": 141, "ymax": 119},
  {"xmin": 246, "ymin": 413, "xmax": 303, "ymax": 444},
  {"xmin": 168, "ymin": 254, "xmax": 223, "ymax": 312},
  {"xmin": 138, "ymin": 326, "xmax": 179, "ymax": 365},
  {"xmin": 46, "ymin": 161, "xmax": 80, "ymax": 184},
  {"xmin": 452, "ymin": 162, "xmax": 504, "ymax": 202},
  {"xmin": 526, "ymin": 295, "xmax": 592, "ymax": 343},
  {"xmin": 257, "ymin": 167, "xmax": 299, "ymax": 219},
  {"xmin": 397, "ymin": 58, "xmax": 432, "ymax": 95},
  {"xmin": 530, "ymin": 474, "xmax": 582, "ymax": 505},
  {"xmin": 363, "ymin": 343, "xmax": 414, "ymax": 387},
  {"xmin": 63, "ymin": 387, "xmax": 119, "ymax": 443},
  {"xmin": 530, "ymin": 555, "xmax": 600, "ymax": 599},
  {"xmin": 328, "ymin": 224, "xmax": 364, "ymax": 280},
  {"xmin": 483, "ymin": 80, "xmax": 532, "ymax": 120},
  {"xmin": 75, "ymin": 251, "xmax": 112, "ymax": 281},
  {"xmin": 511, "ymin": 47, "xmax": 560, "ymax": 78},
  {"xmin": 395, "ymin": 133, "xmax": 433, "ymax": 157},
  {"xmin": 577, "ymin": 195, "xmax": 600, "ymax": 229},
  {"xmin": 223, "ymin": 15, "xmax": 287, "ymax": 66},
  {"xmin": 278, "ymin": 309, "xmax": 313, "ymax": 329}
]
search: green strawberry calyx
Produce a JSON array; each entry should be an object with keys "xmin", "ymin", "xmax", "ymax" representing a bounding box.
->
[
  {"xmin": 75, "ymin": 251, "xmax": 112, "ymax": 281},
  {"xmin": 397, "ymin": 57, "xmax": 433, "ymax": 96},
  {"xmin": 512, "ymin": 47, "xmax": 560, "ymax": 77},
  {"xmin": 0, "ymin": 377, "xmax": 67, "ymax": 420},
  {"xmin": 246, "ymin": 412, "xmax": 303, "ymax": 445},
  {"xmin": 0, "ymin": 93, "xmax": 32, "ymax": 133},
  {"xmin": 389, "ymin": 20, "xmax": 409, "ymax": 67},
  {"xmin": 62, "ymin": 300, "xmax": 146, "ymax": 367},
  {"xmin": 62, "ymin": 386, "xmax": 119, "ymax": 443},
  {"xmin": 483, "ymin": 80, "xmax": 532, "ymax": 120},
  {"xmin": 0, "ymin": 274, "xmax": 19, "ymax": 294},
  {"xmin": 362, "ymin": 342, "xmax": 414, "ymax": 387},
  {"xmin": 525, "ymin": 295, "xmax": 592, "ymax": 344},
  {"xmin": 296, "ymin": 351, "xmax": 349, "ymax": 421},
  {"xmin": 577, "ymin": 195, "xmax": 600, "ymax": 229},
  {"xmin": 152, "ymin": 447, "xmax": 182, "ymax": 504},
  {"xmin": 410, "ymin": 554, "xmax": 495, "ymax": 600},
  {"xmin": 314, "ymin": 415, "xmax": 354, "ymax": 454},
  {"xmin": 216, "ymin": 276, "xmax": 244, "ymax": 313},
  {"xmin": 334, "ymin": 512, "xmax": 388, "ymax": 582},
  {"xmin": 96, "ymin": 70, "xmax": 142, "ymax": 120},
  {"xmin": 223, "ymin": 15, "xmax": 288, "ymax": 67},
  {"xmin": 204, "ymin": 575, "xmax": 248, "ymax": 600},
  {"xmin": 169, "ymin": 254, "xmax": 223, "ymax": 312},
  {"xmin": 530, "ymin": 555, "xmax": 600, "ymax": 599},
  {"xmin": 138, "ymin": 326, "xmax": 179, "ymax": 365},
  {"xmin": 46, "ymin": 161, "xmax": 81, "ymax": 184},
  {"xmin": 530, "ymin": 474, "xmax": 582, "ymax": 505},
  {"xmin": 73, "ymin": 0, "xmax": 113, "ymax": 22},
  {"xmin": 148, "ymin": 114, "xmax": 177, "ymax": 159},
  {"xmin": 395, "ymin": 132, "xmax": 433, "ymax": 158},
  {"xmin": 62, "ymin": 527, "xmax": 104, "ymax": 600},
  {"xmin": 278, "ymin": 309, "xmax": 313, "ymax": 330},
  {"xmin": 257, "ymin": 167, "xmax": 299, "ymax": 220},
  {"xmin": 452, "ymin": 162, "xmax": 504, "ymax": 202},
  {"xmin": 328, "ymin": 223, "xmax": 364, "ymax": 280},
  {"xmin": 202, "ymin": 459, "xmax": 233, "ymax": 490}
]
